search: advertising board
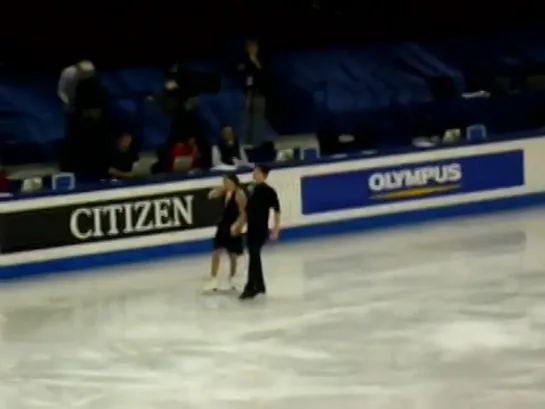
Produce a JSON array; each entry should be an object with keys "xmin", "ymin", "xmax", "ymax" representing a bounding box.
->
[
  {"xmin": 301, "ymin": 151, "xmax": 524, "ymax": 215},
  {"xmin": 1, "ymin": 136, "xmax": 545, "ymax": 279},
  {"xmin": 1, "ymin": 187, "xmax": 223, "ymax": 254}
]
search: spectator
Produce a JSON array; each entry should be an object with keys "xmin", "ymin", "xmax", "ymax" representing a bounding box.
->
[
  {"xmin": 169, "ymin": 97, "xmax": 205, "ymax": 145},
  {"xmin": 149, "ymin": 79, "xmax": 183, "ymax": 119},
  {"xmin": 149, "ymin": 79, "xmax": 205, "ymax": 142},
  {"xmin": 171, "ymin": 136, "xmax": 208, "ymax": 172},
  {"xmin": 151, "ymin": 86, "xmax": 207, "ymax": 173},
  {"xmin": 104, "ymin": 133, "xmax": 137, "ymax": 180},
  {"xmin": 59, "ymin": 60, "xmax": 111, "ymax": 177},
  {"xmin": 240, "ymin": 38, "xmax": 270, "ymax": 147},
  {"xmin": 57, "ymin": 59, "xmax": 95, "ymax": 110},
  {"xmin": 211, "ymin": 126, "xmax": 251, "ymax": 168}
]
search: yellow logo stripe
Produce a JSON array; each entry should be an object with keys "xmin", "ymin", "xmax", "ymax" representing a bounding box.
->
[{"xmin": 371, "ymin": 184, "xmax": 460, "ymax": 200}]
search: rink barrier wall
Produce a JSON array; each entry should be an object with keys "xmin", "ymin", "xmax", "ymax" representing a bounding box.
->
[{"xmin": 2, "ymin": 134, "xmax": 545, "ymax": 279}]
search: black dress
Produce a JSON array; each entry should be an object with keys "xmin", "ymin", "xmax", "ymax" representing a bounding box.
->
[{"xmin": 213, "ymin": 189, "xmax": 244, "ymax": 255}]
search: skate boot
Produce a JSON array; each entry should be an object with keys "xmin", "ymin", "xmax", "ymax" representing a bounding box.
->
[
  {"xmin": 203, "ymin": 277, "xmax": 219, "ymax": 292},
  {"xmin": 228, "ymin": 276, "xmax": 238, "ymax": 291}
]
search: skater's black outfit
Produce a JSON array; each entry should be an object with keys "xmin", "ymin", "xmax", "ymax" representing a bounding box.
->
[
  {"xmin": 213, "ymin": 188, "xmax": 245, "ymax": 255},
  {"xmin": 240, "ymin": 182, "xmax": 280, "ymax": 299}
]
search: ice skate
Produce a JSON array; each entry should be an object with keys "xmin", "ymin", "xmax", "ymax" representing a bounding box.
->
[
  {"xmin": 202, "ymin": 277, "xmax": 219, "ymax": 293},
  {"xmin": 228, "ymin": 276, "xmax": 238, "ymax": 291},
  {"xmin": 215, "ymin": 276, "xmax": 237, "ymax": 292}
]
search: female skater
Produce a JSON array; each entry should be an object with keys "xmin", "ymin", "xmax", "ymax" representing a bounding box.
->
[{"xmin": 204, "ymin": 174, "xmax": 247, "ymax": 291}]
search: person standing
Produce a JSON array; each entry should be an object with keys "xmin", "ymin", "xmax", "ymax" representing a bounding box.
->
[
  {"xmin": 59, "ymin": 61, "xmax": 111, "ymax": 180},
  {"xmin": 241, "ymin": 38, "xmax": 269, "ymax": 147},
  {"xmin": 205, "ymin": 174, "xmax": 247, "ymax": 292},
  {"xmin": 58, "ymin": 60, "xmax": 98, "ymax": 173},
  {"xmin": 57, "ymin": 60, "xmax": 95, "ymax": 110},
  {"xmin": 150, "ymin": 82, "xmax": 209, "ymax": 174},
  {"xmin": 240, "ymin": 164, "xmax": 281, "ymax": 300}
]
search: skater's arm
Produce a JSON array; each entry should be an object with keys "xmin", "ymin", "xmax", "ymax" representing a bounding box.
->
[
  {"xmin": 270, "ymin": 189, "xmax": 281, "ymax": 239},
  {"xmin": 271, "ymin": 189, "xmax": 281, "ymax": 214},
  {"xmin": 232, "ymin": 190, "xmax": 247, "ymax": 231},
  {"xmin": 208, "ymin": 186, "xmax": 225, "ymax": 199},
  {"xmin": 272, "ymin": 211, "xmax": 281, "ymax": 231}
]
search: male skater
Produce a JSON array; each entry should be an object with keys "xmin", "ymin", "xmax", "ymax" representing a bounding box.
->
[
  {"xmin": 205, "ymin": 174, "xmax": 247, "ymax": 291},
  {"xmin": 240, "ymin": 164, "xmax": 281, "ymax": 300}
]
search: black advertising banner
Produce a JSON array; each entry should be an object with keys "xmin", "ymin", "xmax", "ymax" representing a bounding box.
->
[{"xmin": 2, "ymin": 186, "xmax": 224, "ymax": 254}]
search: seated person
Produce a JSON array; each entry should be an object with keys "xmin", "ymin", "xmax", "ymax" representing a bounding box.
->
[
  {"xmin": 173, "ymin": 135, "xmax": 211, "ymax": 173},
  {"xmin": 211, "ymin": 126, "xmax": 251, "ymax": 168},
  {"xmin": 105, "ymin": 132, "xmax": 138, "ymax": 180}
]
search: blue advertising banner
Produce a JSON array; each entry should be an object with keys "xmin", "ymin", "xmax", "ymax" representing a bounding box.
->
[{"xmin": 301, "ymin": 150, "xmax": 525, "ymax": 215}]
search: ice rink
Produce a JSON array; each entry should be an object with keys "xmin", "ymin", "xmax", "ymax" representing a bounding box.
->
[{"xmin": 2, "ymin": 208, "xmax": 545, "ymax": 408}]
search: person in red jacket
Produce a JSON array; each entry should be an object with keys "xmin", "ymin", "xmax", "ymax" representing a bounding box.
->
[{"xmin": 171, "ymin": 135, "xmax": 211, "ymax": 172}]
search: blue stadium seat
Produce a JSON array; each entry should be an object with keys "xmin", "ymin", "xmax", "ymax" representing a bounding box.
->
[
  {"xmin": 268, "ymin": 32, "xmax": 545, "ymax": 145},
  {"xmin": 1, "ymin": 30, "xmax": 545, "ymax": 165}
]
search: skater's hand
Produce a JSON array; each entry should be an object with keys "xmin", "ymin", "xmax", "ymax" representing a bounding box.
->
[
  {"xmin": 270, "ymin": 227, "xmax": 280, "ymax": 241},
  {"xmin": 208, "ymin": 187, "xmax": 225, "ymax": 199},
  {"xmin": 230, "ymin": 223, "xmax": 242, "ymax": 236}
]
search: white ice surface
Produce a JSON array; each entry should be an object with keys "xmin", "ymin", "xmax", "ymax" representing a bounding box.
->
[{"xmin": 1, "ymin": 209, "xmax": 545, "ymax": 408}]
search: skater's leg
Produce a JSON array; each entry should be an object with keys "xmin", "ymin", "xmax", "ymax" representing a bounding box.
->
[
  {"xmin": 205, "ymin": 238, "xmax": 223, "ymax": 291},
  {"xmin": 252, "ymin": 237, "xmax": 266, "ymax": 293},
  {"xmin": 228, "ymin": 253, "xmax": 238, "ymax": 278},
  {"xmin": 211, "ymin": 249, "xmax": 221, "ymax": 278},
  {"xmin": 242, "ymin": 243, "xmax": 258, "ymax": 294},
  {"xmin": 227, "ymin": 253, "xmax": 239, "ymax": 290},
  {"xmin": 253, "ymin": 246, "xmax": 266, "ymax": 294},
  {"xmin": 240, "ymin": 238, "xmax": 266, "ymax": 299}
]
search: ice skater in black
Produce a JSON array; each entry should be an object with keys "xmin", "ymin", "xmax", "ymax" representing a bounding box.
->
[
  {"xmin": 205, "ymin": 174, "xmax": 247, "ymax": 291},
  {"xmin": 240, "ymin": 164, "xmax": 281, "ymax": 300}
]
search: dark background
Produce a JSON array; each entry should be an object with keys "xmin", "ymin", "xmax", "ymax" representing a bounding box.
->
[{"xmin": 1, "ymin": 0, "xmax": 543, "ymax": 70}]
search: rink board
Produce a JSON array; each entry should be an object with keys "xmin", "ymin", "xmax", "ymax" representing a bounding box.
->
[{"xmin": 1, "ymin": 135, "xmax": 545, "ymax": 279}]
